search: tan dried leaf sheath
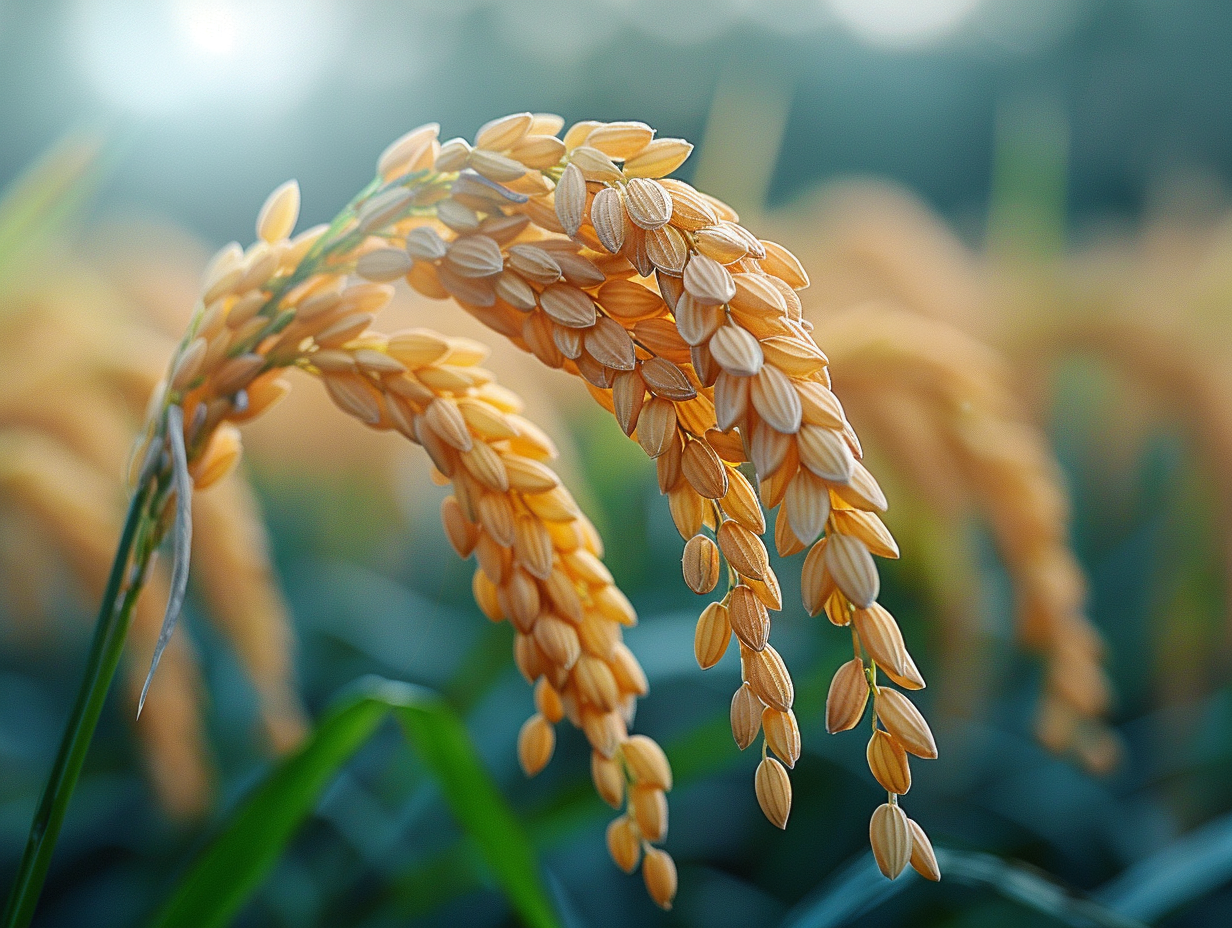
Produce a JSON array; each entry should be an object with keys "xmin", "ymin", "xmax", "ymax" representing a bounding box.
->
[{"xmin": 145, "ymin": 113, "xmax": 938, "ymax": 903}]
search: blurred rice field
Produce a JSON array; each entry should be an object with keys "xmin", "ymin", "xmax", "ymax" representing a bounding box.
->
[{"xmin": 4, "ymin": 2, "xmax": 1232, "ymax": 927}]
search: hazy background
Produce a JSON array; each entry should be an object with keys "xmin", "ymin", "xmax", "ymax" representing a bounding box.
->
[
  {"xmin": 4, "ymin": 0, "xmax": 1232, "ymax": 240},
  {"xmin": 3, "ymin": 2, "xmax": 1232, "ymax": 927}
]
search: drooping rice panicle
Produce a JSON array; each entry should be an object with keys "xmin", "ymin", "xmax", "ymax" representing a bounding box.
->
[
  {"xmin": 381, "ymin": 114, "xmax": 936, "ymax": 877},
  {"xmin": 820, "ymin": 304, "xmax": 1117, "ymax": 773},
  {"xmin": 140, "ymin": 113, "xmax": 951, "ymax": 895}
]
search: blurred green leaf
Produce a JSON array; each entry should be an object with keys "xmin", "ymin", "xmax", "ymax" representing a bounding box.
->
[
  {"xmin": 147, "ymin": 676, "xmax": 560, "ymax": 928},
  {"xmin": 1098, "ymin": 808, "xmax": 1232, "ymax": 923},
  {"xmin": 0, "ymin": 133, "xmax": 105, "ymax": 291},
  {"xmin": 987, "ymin": 93, "xmax": 1069, "ymax": 258},
  {"xmin": 782, "ymin": 849, "xmax": 1147, "ymax": 928}
]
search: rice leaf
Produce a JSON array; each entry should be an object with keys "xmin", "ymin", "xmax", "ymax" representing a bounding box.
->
[{"xmin": 147, "ymin": 676, "xmax": 560, "ymax": 928}]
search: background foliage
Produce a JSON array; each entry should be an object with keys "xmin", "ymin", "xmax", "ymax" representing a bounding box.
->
[{"xmin": 3, "ymin": 1, "xmax": 1232, "ymax": 926}]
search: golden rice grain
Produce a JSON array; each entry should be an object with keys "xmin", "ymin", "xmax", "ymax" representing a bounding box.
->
[
  {"xmin": 694, "ymin": 225, "xmax": 748, "ymax": 264},
  {"xmin": 434, "ymin": 137, "xmax": 472, "ymax": 172},
  {"xmin": 606, "ymin": 816, "xmax": 642, "ymax": 874},
  {"xmin": 585, "ymin": 317, "xmax": 637, "ymax": 370},
  {"xmin": 441, "ymin": 496, "xmax": 479, "ymax": 557},
  {"xmin": 256, "ymin": 180, "xmax": 300, "ymax": 243},
  {"xmin": 623, "ymin": 137, "xmax": 693, "ymax": 178},
  {"xmin": 826, "ymin": 657, "xmax": 870, "ymax": 733},
  {"xmin": 759, "ymin": 240, "xmax": 809, "ymax": 289},
  {"xmin": 446, "ymin": 235, "xmax": 505, "ymax": 278},
  {"xmin": 831, "ymin": 509, "xmax": 900, "ymax": 559},
  {"xmin": 909, "ymin": 819, "xmax": 941, "ymax": 881},
  {"xmin": 631, "ymin": 784, "xmax": 668, "ymax": 842},
  {"xmin": 800, "ymin": 537, "xmax": 834, "ymax": 616},
  {"xmin": 640, "ymin": 358, "xmax": 696, "ymax": 401},
  {"xmin": 585, "ymin": 121, "xmax": 654, "ymax": 161},
  {"xmin": 683, "ymin": 254, "xmax": 736, "ymax": 305},
  {"xmin": 540, "ymin": 283, "xmax": 597, "ymax": 328},
  {"xmin": 509, "ymin": 133, "xmax": 566, "ymax": 170},
  {"xmin": 192, "ymin": 424, "xmax": 242, "ymax": 490},
  {"xmin": 635, "ymin": 397, "xmax": 677, "ymax": 459},
  {"xmin": 783, "ymin": 469, "xmax": 830, "ymax": 544},
  {"xmin": 623, "ymin": 734, "xmax": 673, "ymax": 790},
  {"xmin": 797, "ymin": 425, "xmax": 855, "ymax": 483},
  {"xmin": 468, "ymin": 148, "xmax": 527, "ymax": 183},
  {"xmin": 875, "ymin": 689, "xmax": 937, "ymax": 759},
  {"xmin": 534, "ymin": 677, "xmax": 565, "ymax": 724},
  {"xmin": 824, "ymin": 533, "xmax": 880, "ymax": 608},
  {"xmin": 721, "ymin": 469, "xmax": 765, "ymax": 534},
  {"xmin": 517, "ymin": 713, "xmax": 555, "ymax": 776},
  {"xmin": 761, "ymin": 707, "xmax": 801, "ymax": 768},
  {"xmin": 709, "ymin": 324, "xmax": 764, "ymax": 377},
  {"xmin": 358, "ymin": 187, "xmax": 415, "ymax": 233},
  {"xmin": 596, "ymin": 279, "xmax": 664, "ymax": 321},
  {"xmin": 570, "ymin": 145, "xmax": 624, "ymax": 183},
  {"xmin": 475, "ymin": 112, "xmax": 533, "ymax": 151},
  {"xmin": 642, "ymin": 847, "xmax": 678, "ymax": 911},
  {"xmin": 591, "ymin": 186, "xmax": 628, "ymax": 253},
  {"xmin": 717, "ymin": 520, "xmax": 770, "ymax": 581},
  {"xmin": 852, "ymin": 603, "xmax": 908, "ymax": 677},
  {"xmin": 644, "ymin": 224, "xmax": 689, "ymax": 274},
  {"xmin": 169, "ymin": 338, "xmax": 208, "ymax": 392},
  {"xmin": 682, "ymin": 534, "xmax": 721, "ymax": 594},
  {"xmin": 759, "ymin": 336, "xmax": 827, "ymax": 378},
  {"xmin": 695, "ymin": 601, "xmax": 732, "ymax": 669},
  {"xmin": 674, "ymin": 293, "xmax": 726, "ymax": 347},
  {"xmin": 742, "ymin": 644, "xmax": 793, "ymax": 712},
  {"xmin": 356, "ymin": 248, "xmax": 414, "ymax": 282},
  {"xmin": 867, "ymin": 729, "xmax": 911, "ymax": 794},
  {"xmin": 730, "ymin": 682, "xmax": 763, "ymax": 750},
  {"xmin": 746, "ymin": 570, "xmax": 782, "ymax": 611},
  {"xmin": 553, "ymin": 163, "xmax": 586, "ymax": 238},
  {"xmin": 729, "ymin": 584, "xmax": 770, "ymax": 651},
  {"xmin": 533, "ymin": 614, "xmax": 581, "ymax": 670},
  {"xmin": 201, "ymin": 242, "xmax": 243, "ymax": 303},
  {"xmin": 611, "ymin": 371, "xmax": 646, "ymax": 436},
  {"xmin": 751, "ymin": 364, "xmax": 803, "ymax": 434},
  {"xmin": 592, "ymin": 751, "xmax": 625, "ymax": 808},
  {"xmin": 870, "ymin": 803, "xmax": 912, "ymax": 879},
  {"xmin": 624, "ymin": 178, "xmax": 673, "ymax": 231},
  {"xmin": 755, "ymin": 756, "xmax": 792, "ymax": 829},
  {"xmin": 681, "ymin": 440, "xmax": 728, "ymax": 499},
  {"xmin": 797, "ymin": 380, "xmax": 845, "ymax": 429},
  {"xmin": 378, "ymin": 122, "xmax": 440, "ymax": 180}
]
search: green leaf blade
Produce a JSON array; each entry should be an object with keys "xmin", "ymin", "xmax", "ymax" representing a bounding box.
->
[
  {"xmin": 394, "ymin": 700, "xmax": 560, "ymax": 928},
  {"xmin": 147, "ymin": 677, "xmax": 560, "ymax": 928}
]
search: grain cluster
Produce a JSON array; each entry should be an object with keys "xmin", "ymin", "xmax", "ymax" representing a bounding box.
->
[{"xmin": 143, "ymin": 112, "xmax": 942, "ymax": 901}]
